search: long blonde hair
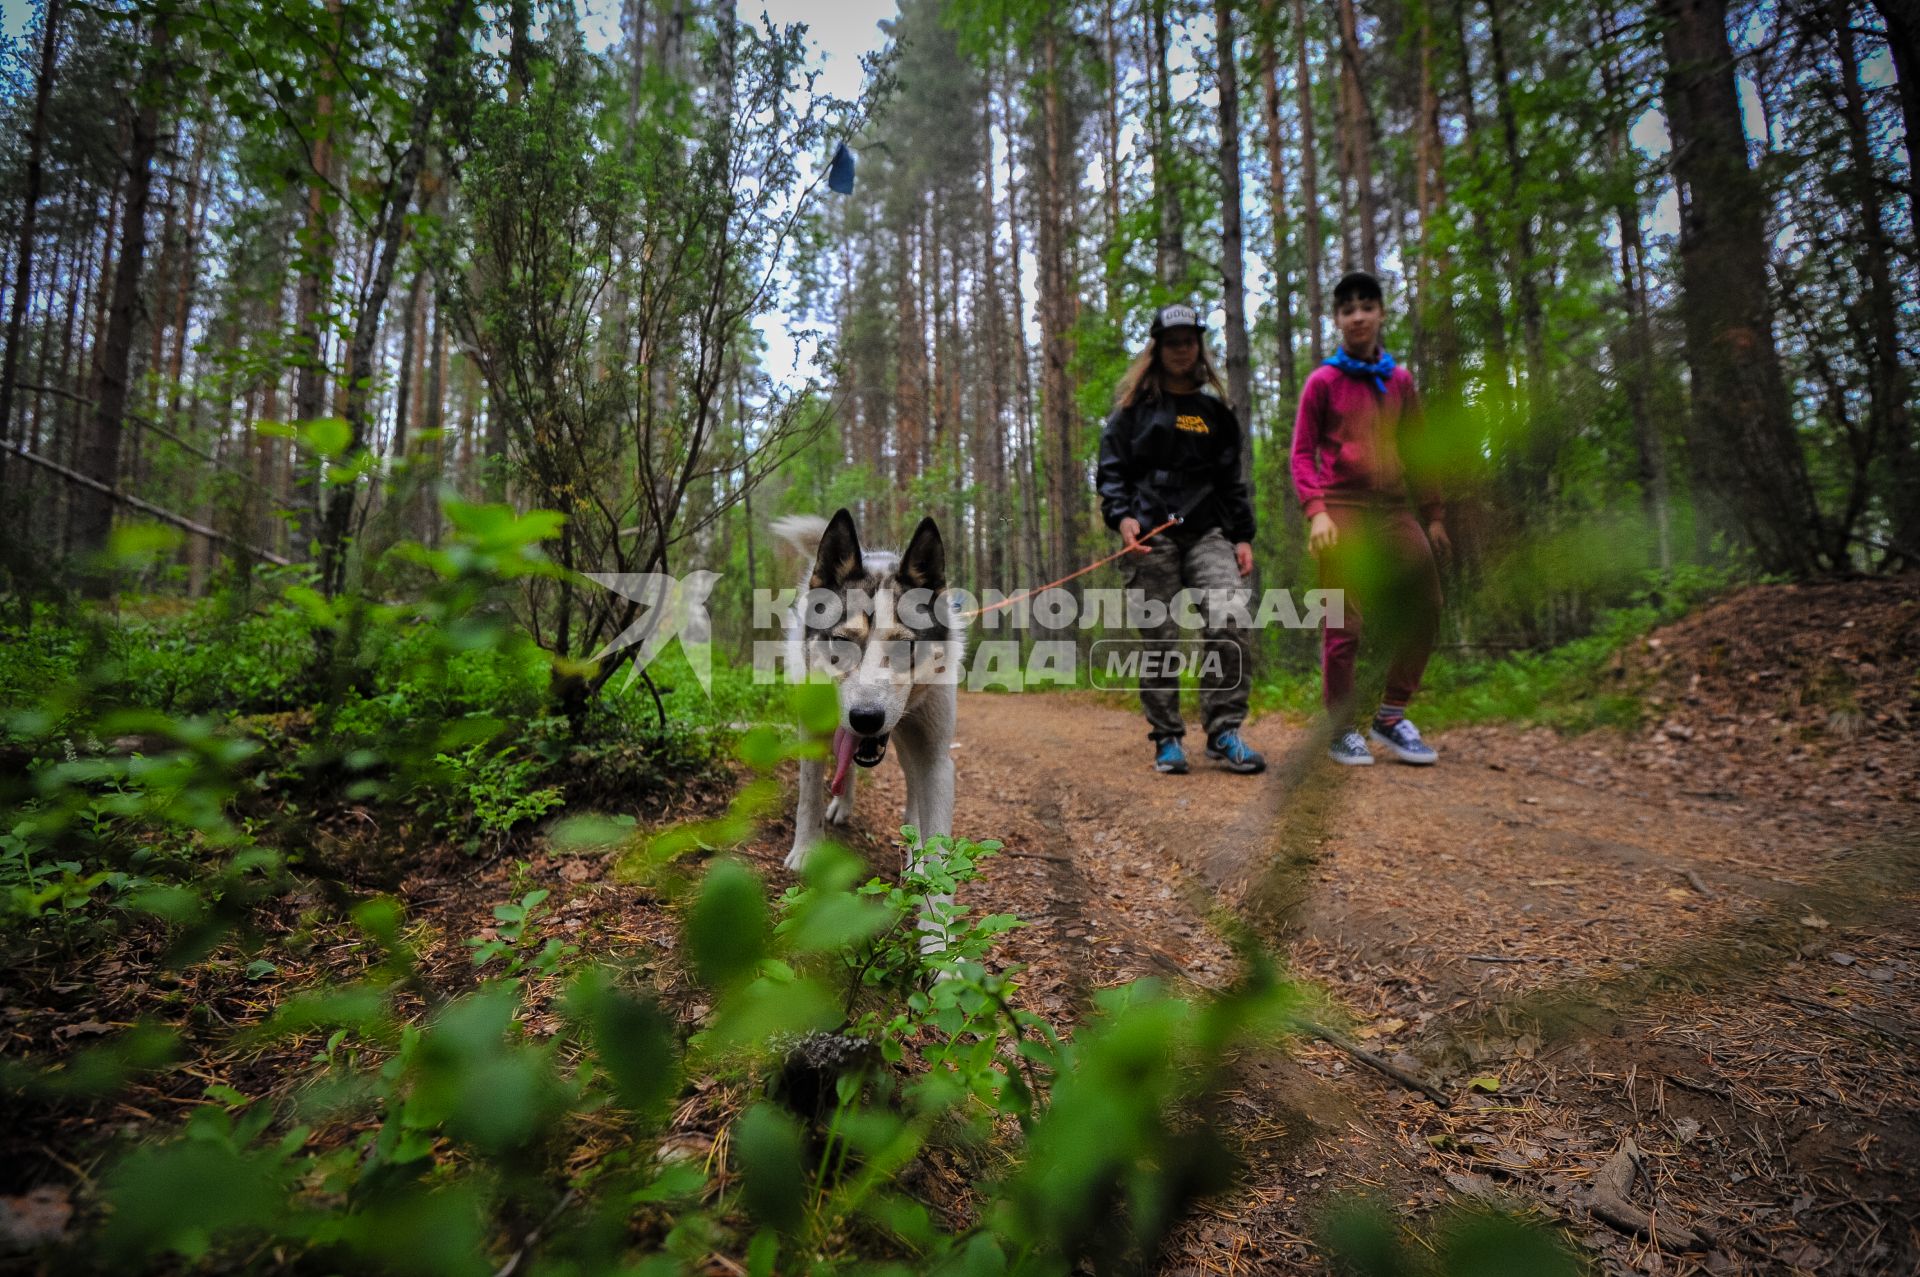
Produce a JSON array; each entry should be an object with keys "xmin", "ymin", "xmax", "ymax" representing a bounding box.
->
[{"xmin": 1113, "ymin": 333, "xmax": 1230, "ymax": 410}]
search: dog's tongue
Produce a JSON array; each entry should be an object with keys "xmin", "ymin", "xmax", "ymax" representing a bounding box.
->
[{"xmin": 829, "ymin": 726, "xmax": 857, "ymax": 796}]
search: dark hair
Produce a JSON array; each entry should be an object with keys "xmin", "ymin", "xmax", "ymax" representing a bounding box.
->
[{"xmin": 1333, "ymin": 270, "xmax": 1383, "ymax": 306}]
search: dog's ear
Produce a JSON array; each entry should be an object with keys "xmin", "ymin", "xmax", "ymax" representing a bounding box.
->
[
  {"xmin": 899, "ymin": 517, "xmax": 945, "ymax": 593},
  {"xmin": 811, "ymin": 508, "xmax": 864, "ymax": 590}
]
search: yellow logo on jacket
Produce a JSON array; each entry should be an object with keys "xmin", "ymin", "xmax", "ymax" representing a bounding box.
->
[{"xmin": 1174, "ymin": 414, "xmax": 1209, "ymax": 434}]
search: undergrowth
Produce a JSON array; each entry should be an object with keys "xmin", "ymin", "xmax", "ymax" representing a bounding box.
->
[
  {"xmin": 1253, "ymin": 562, "xmax": 1746, "ymax": 732},
  {"xmin": 0, "ymin": 497, "xmax": 1580, "ymax": 1275}
]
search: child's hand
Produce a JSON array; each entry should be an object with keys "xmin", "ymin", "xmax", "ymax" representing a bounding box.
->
[
  {"xmin": 1427, "ymin": 520, "xmax": 1452, "ymax": 563},
  {"xmin": 1308, "ymin": 512, "xmax": 1338, "ymax": 554},
  {"xmin": 1234, "ymin": 541, "xmax": 1254, "ymax": 576},
  {"xmin": 1119, "ymin": 517, "xmax": 1150, "ymax": 554}
]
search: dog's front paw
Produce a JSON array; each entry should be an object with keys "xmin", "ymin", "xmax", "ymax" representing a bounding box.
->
[
  {"xmin": 784, "ymin": 841, "xmax": 813, "ymax": 873},
  {"xmin": 825, "ymin": 793, "xmax": 853, "ymax": 826}
]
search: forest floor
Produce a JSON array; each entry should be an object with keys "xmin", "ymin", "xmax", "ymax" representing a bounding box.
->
[
  {"xmin": 4, "ymin": 577, "xmax": 1915, "ymax": 1274},
  {"xmin": 736, "ymin": 575, "xmax": 1920, "ymax": 1275}
]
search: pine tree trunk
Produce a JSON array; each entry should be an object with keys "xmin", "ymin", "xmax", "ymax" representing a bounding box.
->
[
  {"xmin": 1833, "ymin": 0, "xmax": 1919, "ymax": 561},
  {"xmin": 1656, "ymin": 0, "xmax": 1823, "ymax": 574},
  {"xmin": 419, "ymin": 284, "xmax": 448, "ymax": 543},
  {"xmin": 392, "ymin": 263, "xmax": 427, "ymax": 458},
  {"xmin": 165, "ymin": 111, "xmax": 213, "ymax": 427},
  {"xmin": 1868, "ymin": 0, "xmax": 1920, "ymax": 247},
  {"xmin": 1597, "ymin": 5, "xmax": 1671, "ymax": 570},
  {"xmin": 1003, "ymin": 56, "xmax": 1043, "ymax": 583},
  {"xmin": 1291, "ymin": 0, "xmax": 1324, "ymax": 360},
  {"xmin": 1216, "ymin": 0, "xmax": 1254, "ymax": 468},
  {"xmin": 72, "ymin": 17, "xmax": 169, "ymax": 586},
  {"xmin": 1412, "ymin": 3, "xmax": 1457, "ymax": 397},
  {"xmin": 1258, "ymin": 2, "xmax": 1298, "ymax": 399},
  {"xmin": 292, "ymin": 0, "xmax": 343, "ymax": 544},
  {"xmin": 1450, "ymin": 0, "xmax": 1514, "ymax": 429},
  {"xmin": 0, "ymin": 0, "xmax": 64, "ymax": 500},
  {"xmin": 317, "ymin": 0, "xmax": 470, "ymax": 595},
  {"xmin": 895, "ymin": 221, "xmax": 923, "ymax": 536},
  {"xmin": 1485, "ymin": 0, "xmax": 1549, "ymax": 486},
  {"xmin": 1101, "ymin": 0, "xmax": 1125, "ymax": 317},
  {"xmin": 980, "ymin": 79, "xmax": 1010, "ymax": 588},
  {"xmin": 1335, "ymin": 0, "xmax": 1377, "ymax": 272},
  {"xmin": 1039, "ymin": 12, "xmax": 1080, "ymax": 580},
  {"xmin": 1150, "ymin": 0, "xmax": 1187, "ymax": 289}
]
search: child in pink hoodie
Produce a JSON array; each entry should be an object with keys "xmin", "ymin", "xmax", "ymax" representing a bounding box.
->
[{"xmin": 1290, "ymin": 271, "xmax": 1449, "ymax": 766}]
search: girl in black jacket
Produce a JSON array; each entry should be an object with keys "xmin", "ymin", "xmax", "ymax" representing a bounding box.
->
[{"xmin": 1094, "ymin": 304, "xmax": 1265, "ymax": 775}]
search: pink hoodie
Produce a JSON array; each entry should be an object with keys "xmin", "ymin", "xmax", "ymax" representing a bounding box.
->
[{"xmin": 1289, "ymin": 363, "xmax": 1443, "ymax": 521}]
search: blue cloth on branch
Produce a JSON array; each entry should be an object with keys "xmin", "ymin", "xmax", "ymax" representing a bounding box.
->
[{"xmin": 828, "ymin": 142, "xmax": 856, "ymax": 194}]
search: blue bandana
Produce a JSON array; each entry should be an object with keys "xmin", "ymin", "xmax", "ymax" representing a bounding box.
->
[{"xmin": 1326, "ymin": 346, "xmax": 1397, "ymax": 396}]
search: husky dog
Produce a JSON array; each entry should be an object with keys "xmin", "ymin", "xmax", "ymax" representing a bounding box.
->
[{"xmin": 771, "ymin": 509, "xmax": 966, "ymax": 945}]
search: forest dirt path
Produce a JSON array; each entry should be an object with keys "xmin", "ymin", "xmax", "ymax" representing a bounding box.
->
[{"xmin": 796, "ymin": 683, "xmax": 1919, "ymax": 1276}]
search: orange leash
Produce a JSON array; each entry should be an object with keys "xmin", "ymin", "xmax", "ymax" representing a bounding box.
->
[{"xmin": 956, "ymin": 516, "xmax": 1182, "ymax": 621}]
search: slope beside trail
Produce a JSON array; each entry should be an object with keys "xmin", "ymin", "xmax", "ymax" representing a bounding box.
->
[{"xmin": 763, "ymin": 577, "xmax": 1918, "ymax": 1275}]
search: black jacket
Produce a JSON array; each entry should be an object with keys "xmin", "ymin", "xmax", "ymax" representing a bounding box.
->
[{"xmin": 1095, "ymin": 390, "xmax": 1256, "ymax": 544}]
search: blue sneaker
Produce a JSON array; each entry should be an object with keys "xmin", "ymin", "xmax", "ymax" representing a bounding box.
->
[
  {"xmin": 1328, "ymin": 730, "xmax": 1375, "ymax": 766},
  {"xmin": 1206, "ymin": 729, "xmax": 1266, "ymax": 774},
  {"xmin": 1154, "ymin": 738, "xmax": 1189, "ymax": 774},
  {"xmin": 1369, "ymin": 716, "xmax": 1438, "ymax": 765}
]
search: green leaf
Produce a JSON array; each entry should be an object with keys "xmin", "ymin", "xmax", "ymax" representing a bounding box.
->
[
  {"xmin": 411, "ymin": 988, "xmax": 563, "ymax": 1154},
  {"xmin": 106, "ymin": 523, "xmax": 185, "ymax": 568},
  {"xmin": 789, "ymin": 678, "xmax": 840, "ymax": 737},
  {"xmin": 735, "ymin": 1103, "xmax": 807, "ymax": 1234},
  {"xmin": 1468, "ymin": 1075, "xmax": 1501, "ymax": 1094},
  {"xmin": 687, "ymin": 859, "xmax": 769, "ymax": 989},
  {"xmin": 569, "ymin": 969, "xmax": 679, "ymax": 1120},
  {"xmin": 338, "ymin": 1185, "xmax": 490, "ymax": 1277},
  {"xmin": 747, "ymin": 1228, "xmax": 781, "ymax": 1277},
  {"xmin": 254, "ymin": 986, "xmax": 387, "ymax": 1040},
  {"xmin": 99, "ymin": 1139, "xmax": 290, "ymax": 1261},
  {"xmin": 298, "ymin": 417, "xmax": 353, "ymax": 458},
  {"xmin": 781, "ymin": 890, "xmax": 891, "ymax": 953},
  {"xmin": 737, "ymin": 725, "xmax": 785, "ymax": 771},
  {"xmin": 549, "ymin": 812, "xmax": 637, "ymax": 855},
  {"xmin": 631, "ymin": 1161, "xmax": 706, "ymax": 1204},
  {"xmin": 350, "ymin": 897, "xmax": 405, "ymax": 951}
]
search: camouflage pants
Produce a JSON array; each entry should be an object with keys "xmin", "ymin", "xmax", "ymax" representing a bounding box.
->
[{"xmin": 1119, "ymin": 527, "xmax": 1252, "ymax": 741}]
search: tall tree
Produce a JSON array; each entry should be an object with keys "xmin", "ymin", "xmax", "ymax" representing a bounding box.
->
[
  {"xmin": 71, "ymin": 14, "xmax": 170, "ymax": 584},
  {"xmin": 1036, "ymin": 5, "xmax": 1082, "ymax": 578},
  {"xmin": 317, "ymin": 0, "xmax": 474, "ymax": 595},
  {"xmin": 1334, "ymin": 0, "xmax": 1377, "ymax": 272},
  {"xmin": 0, "ymin": 0, "xmax": 65, "ymax": 501},
  {"xmin": 1216, "ymin": 0, "xmax": 1254, "ymax": 467},
  {"xmin": 1867, "ymin": 0, "xmax": 1920, "ymax": 247},
  {"xmin": 1596, "ymin": 5, "xmax": 1671, "ymax": 569},
  {"xmin": 1827, "ymin": 0, "xmax": 1918, "ymax": 561},
  {"xmin": 1656, "ymin": 0, "xmax": 1823, "ymax": 573},
  {"xmin": 1257, "ymin": 0, "xmax": 1297, "ymax": 398},
  {"xmin": 1484, "ymin": 0, "xmax": 1549, "ymax": 488},
  {"xmin": 1291, "ymin": 0, "xmax": 1324, "ymax": 359},
  {"xmin": 1149, "ymin": 0, "xmax": 1187, "ymax": 289},
  {"xmin": 291, "ymin": 0, "xmax": 344, "ymax": 534}
]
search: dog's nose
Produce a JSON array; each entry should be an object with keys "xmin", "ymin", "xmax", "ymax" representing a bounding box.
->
[{"xmin": 848, "ymin": 707, "xmax": 885, "ymax": 736}]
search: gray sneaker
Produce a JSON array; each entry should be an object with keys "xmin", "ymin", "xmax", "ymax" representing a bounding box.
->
[
  {"xmin": 1328, "ymin": 730, "xmax": 1375, "ymax": 766},
  {"xmin": 1369, "ymin": 717, "xmax": 1438, "ymax": 765}
]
